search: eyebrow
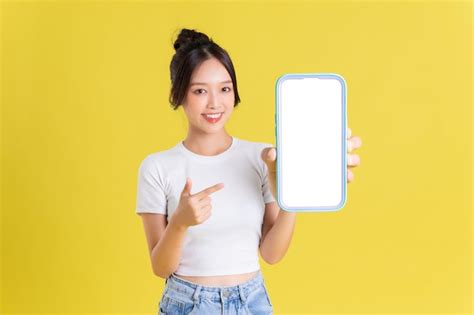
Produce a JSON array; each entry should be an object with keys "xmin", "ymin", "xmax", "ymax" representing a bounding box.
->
[{"xmin": 189, "ymin": 80, "xmax": 232, "ymax": 86}]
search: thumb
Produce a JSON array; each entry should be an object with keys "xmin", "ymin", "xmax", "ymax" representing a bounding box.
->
[
  {"xmin": 181, "ymin": 177, "xmax": 192, "ymax": 197},
  {"xmin": 262, "ymin": 147, "xmax": 276, "ymax": 163}
]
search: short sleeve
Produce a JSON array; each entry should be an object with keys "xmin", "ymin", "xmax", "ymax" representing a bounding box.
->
[
  {"xmin": 135, "ymin": 155, "xmax": 167, "ymax": 215},
  {"xmin": 260, "ymin": 143, "xmax": 276, "ymax": 204}
]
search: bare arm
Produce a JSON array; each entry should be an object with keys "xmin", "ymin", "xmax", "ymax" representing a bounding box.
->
[
  {"xmin": 259, "ymin": 204, "xmax": 296, "ymax": 264},
  {"xmin": 139, "ymin": 213, "xmax": 188, "ymax": 279},
  {"xmin": 259, "ymin": 146, "xmax": 297, "ymax": 264}
]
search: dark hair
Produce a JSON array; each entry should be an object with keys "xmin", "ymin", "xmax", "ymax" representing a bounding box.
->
[{"xmin": 169, "ymin": 28, "xmax": 241, "ymax": 110}]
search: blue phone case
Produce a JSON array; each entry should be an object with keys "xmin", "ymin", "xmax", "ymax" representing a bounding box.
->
[{"xmin": 275, "ymin": 73, "xmax": 348, "ymax": 212}]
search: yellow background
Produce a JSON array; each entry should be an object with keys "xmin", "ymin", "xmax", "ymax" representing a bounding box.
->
[{"xmin": 1, "ymin": 0, "xmax": 471, "ymax": 314}]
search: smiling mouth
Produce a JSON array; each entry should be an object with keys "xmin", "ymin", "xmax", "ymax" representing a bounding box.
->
[
  {"xmin": 202, "ymin": 112, "xmax": 223, "ymax": 117},
  {"xmin": 202, "ymin": 112, "xmax": 223, "ymax": 123}
]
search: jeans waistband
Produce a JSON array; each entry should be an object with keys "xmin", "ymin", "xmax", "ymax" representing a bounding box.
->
[{"xmin": 165, "ymin": 270, "xmax": 264, "ymax": 302}]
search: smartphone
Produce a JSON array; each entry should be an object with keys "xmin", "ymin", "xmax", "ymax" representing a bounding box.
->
[{"xmin": 275, "ymin": 73, "xmax": 347, "ymax": 212}]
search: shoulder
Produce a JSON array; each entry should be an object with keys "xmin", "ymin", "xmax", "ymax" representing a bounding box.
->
[
  {"xmin": 138, "ymin": 142, "xmax": 184, "ymax": 174},
  {"xmin": 235, "ymin": 137, "xmax": 274, "ymax": 170},
  {"xmin": 140, "ymin": 142, "xmax": 183, "ymax": 164}
]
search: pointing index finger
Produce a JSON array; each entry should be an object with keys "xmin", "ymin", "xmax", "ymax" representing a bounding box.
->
[{"xmin": 194, "ymin": 182, "xmax": 225, "ymax": 199}]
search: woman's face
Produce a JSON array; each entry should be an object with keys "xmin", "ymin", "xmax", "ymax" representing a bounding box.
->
[{"xmin": 182, "ymin": 58, "xmax": 235, "ymax": 134}]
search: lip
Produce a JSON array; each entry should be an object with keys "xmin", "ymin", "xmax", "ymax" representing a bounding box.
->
[
  {"xmin": 202, "ymin": 112, "xmax": 223, "ymax": 123},
  {"xmin": 202, "ymin": 112, "xmax": 224, "ymax": 115}
]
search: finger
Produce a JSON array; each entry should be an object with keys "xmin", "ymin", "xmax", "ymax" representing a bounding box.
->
[
  {"xmin": 261, "ymin": 147, "xmax": 276, "ymax": 162},
  {"xmin": 347, "ymin": 136, "xmax": 362, "ymax": 153},
  {"xmin": 261, "ymin": 147, "xmax": 277, "ymax": 175},
  {"xmin": 197, "ymin": 195, "xmax": 212, "ymax": 206},
  {"xmin": 200, "ymin": 204, "xmax": 212, "ymax": 213},
  {"xmin": 352, "ymin": 136, "xmax": 362, "ymax": 148},
  {"xmin": 181, "ymin": 177, "xmax": 192, "ymax": 197},
  {"xmin": 349, "ymin": 136, "xmax": 362, "ymax": 150},
  {"xmin": 194, "ymin": 182, "xmax": 225, "ymax": 199},
  {"xmin": 347, "ymin": 153, "xmax": 360, "ymax": 166},
  {"xmin": 347, "ymin": 169, "xmax": 354, "ymax": 182},
  {"xmin": 347, "ymin": 139, "xmax": 353, "ymax": 152},
  {"xmin": 268, "ymin": 148, "xmax": 276, "ymax": 160},
  {"xmin": 199, "ymin": 207, "xmax": 212, "ymax": 221}
]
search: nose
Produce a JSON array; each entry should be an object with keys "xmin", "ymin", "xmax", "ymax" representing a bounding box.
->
[{"xmin": 207, "ymin": 90, "xmax": 223, "ymax": 111}]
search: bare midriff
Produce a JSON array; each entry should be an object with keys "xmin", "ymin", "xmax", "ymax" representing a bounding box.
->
[{"xmin": 174, "ymin": 270, "xmax": 259, "ymax": 287}]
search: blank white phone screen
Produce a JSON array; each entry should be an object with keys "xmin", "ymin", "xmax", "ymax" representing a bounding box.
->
[{"xmin": 278, "ymin": 76, "xmax": 345, "ymax": 210}]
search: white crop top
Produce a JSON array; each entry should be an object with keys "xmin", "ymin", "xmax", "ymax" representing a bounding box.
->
[{"xmin": 135, "ymin": 136, "xmax": 276, "ymax": 276}]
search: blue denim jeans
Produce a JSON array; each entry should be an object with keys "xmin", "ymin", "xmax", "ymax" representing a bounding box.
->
[{"xmin": 158, "ymin": 270, "xmax": 273, "ymax": 314}]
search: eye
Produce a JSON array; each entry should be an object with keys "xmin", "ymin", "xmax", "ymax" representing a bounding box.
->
[
  {"xmin": 194, "ymin": 89, "xmax": 205, "ymax": 94},
  {"xmin": 223, "ymin": 87, "xmax": 232, "ymax": 92}
]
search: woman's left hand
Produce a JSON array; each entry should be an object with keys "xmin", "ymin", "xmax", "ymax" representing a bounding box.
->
[
  {"xmin": 261, "ymin": 127, "xmax": 363, "ymax": 194},
  {"xmin": 345, "ymin": 127, "xmax": 362, "ymax": 182}
]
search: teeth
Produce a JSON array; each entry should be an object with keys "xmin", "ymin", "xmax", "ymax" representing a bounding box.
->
[{"xmin": 205, "ymin": 113, "xmax": 222, "ymax": 118}]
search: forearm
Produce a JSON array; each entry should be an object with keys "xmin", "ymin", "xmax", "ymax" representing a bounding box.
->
[
  {"xmin": 260, "ymin": 208, "xmax": 296, "ymax": 264},
  {"xmin": 151, "ymin": 218, "xmax": 188, "ymax": 278}
]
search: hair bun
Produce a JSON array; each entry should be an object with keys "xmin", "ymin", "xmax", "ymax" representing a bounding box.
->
[{"xmin": 173, "ymin": 28, "xmax": 211, "ymax": 51}]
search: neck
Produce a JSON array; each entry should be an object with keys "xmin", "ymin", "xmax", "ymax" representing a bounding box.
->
[{"xmin": 182, "ymin": 129, "xmax": 233, "ymax": 156}]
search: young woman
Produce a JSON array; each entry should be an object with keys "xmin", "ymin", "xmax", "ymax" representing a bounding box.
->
[{"xmin": 136, "ymin": 28, "xmax": 362, "ymax": 315}]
